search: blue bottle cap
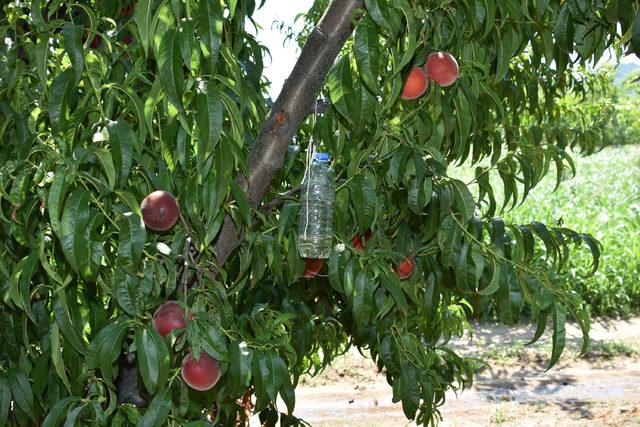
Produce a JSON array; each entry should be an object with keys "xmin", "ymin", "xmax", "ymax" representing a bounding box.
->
[{"xmin": 314, "ymin": 152, "xmax": 330, "ymax": 162}]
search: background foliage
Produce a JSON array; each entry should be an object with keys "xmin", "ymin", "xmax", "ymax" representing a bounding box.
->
[
  {"xmin": 455, "ymin": 67, "xmax": 640, "ymax": 319},
  {"xmin": 506, "ymin": 69, "xmax": 640, "ymax": 318},
  {"xmin": 0, "ymin": 0, "xmax": 637, "ymax": 425},
  {"xmin": 503, "ymin": 142, "xmax": 640, "ymax": 319}
]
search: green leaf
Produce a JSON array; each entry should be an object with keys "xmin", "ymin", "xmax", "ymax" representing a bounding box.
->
[
  {"xmin": 30, "ymin": 0, "xmax": 46, "ymax": 29},
  {"xmin": 117, "ymin": 212, "xmax": 147, "ymax": 274},
  {"xmin": 254, "ymin": 351, "xmax": 285, "ymax": 404},
  {"xmin": 527, "ymin": 309, "xmax": 549, "ymax": 345},
  {"xmin": 198, "ymin": 0, "xmax": 224, "ymax": 71},
  {"xmin": 135, "ymin": 0, "xmax": 154, "ymax": 56},
  {"xmin": 105, "ymin": 83, "xmax": 148, "ymax": 144},
  {"xmin": 116, "ymin": 190, "xmax": 143, "ymax": 216},
  {"xmin": 137, "ymin": 387, "xmax": 172, "ymax": 427},
  {"xmin": 327, "ymin": 56, "xmax": 354, "ymax": 122},
  {"xmin": 115, "ymin": 269, "xmax": 140, "ymax": 317},
  {"xmin": 478, "ymin": 258, "xmax": 500, "ymax": 296},
  {"xmin": 158, "ymin": 29, "xmax": 184, "ymax": 113},
  {"xmin": 495, "ymin": 27, "xmax": 516, "ymax": 82},
  {"xmin": 399, "ymin": 362, "xmax": 419, "ymax": 420},
  {"xmin": 53, "ymin": 293, "xmax": 86, "ymax": 355},
  {"xmin": 631, "ymin": 10, "xmax": 640, "ymax": 58},
  {"xmin": 580, "ymin": 233, "xmax": 601, "ymax": 276},
  {"xmin": 86, "ymin": 322, "xmax": 129, "ymax": 386},
  {"xmin": 451, "ymin": 179, "xmax": 475, "ymax": 220},
  {"xmin": 60, "ymin": 189, "xmax": 91, "ymax": 276},
  {"xmin": 280, "ymin": 374, "xmax": 296, "ymax": 415},
  {"xmin": 10, "ymin": 252, "xmax": 38, "ymax": 319},
  {"xmin": 229, "ymin": 181, "xmax": 251, "ymax": 226},
  {"xmin": 48, "ymin": 170, "xmax": 69, "ymax": 238},
  {"xmin": 42, "ymin": 397, "xmax": 78, "ymax": 427},
  {"xmin": 577, "ymin": 306, "xmax": 591, "ymax": 356},
  {"xmin": 350, "ymin": 172, "xmax": 377, "ymax": 231},
  {"xmin": 438, "ymin": 216, "xmax": 462, "ymax": 268},
  {"xmin": 62, "ymin": 23, "xmax": 84, "ymax": 83},
  {"xmin": 198, "ymin": 322, "xmax": 230, "ymax": 362},
  {"xmin": 479, "ymin": 81, "xmax": 506, "ymax": 121},
  {"xmin": 343, "ymin": 259, "xmax": 355, "ymax": 298},
  {"xmin": 354, "ymin": 17, "xmax": 381, "ymax": 94},
  {"xmin": 454, "ymin": 90, "xmax": 472, "ymax": 152},
  {"xmin": 605, "ymin": 0, "xmax": 618, "ymax": 24},
  {"xmin": 93, "ymin": 148, "xmax": 117, "ymax": 191},
  {"xmin": 617, "ymin": 0, "xmax": 634, "ymax": 34},
  {"xmin": 49, "ymin": 68, "xmax": 76, "ymax": 128},
  {"xmin": 107, "ymin": 119, "xmax": 135, "ymax": 185},
  {"xmin": 64, "ymin": 403, "xmax": 86, "ymax": 427},
  {"xmin": 554, "ymin": 3, "xmax": 575, "ymax": 53},
  {"xmin": 135, "ymin": 326, "xmax": 170, "ymax": 394},
  {"xmin": 7, "ymin": 368, "xmax": 34, "ymax": 420},
  {"xmin": 408, "ymin": 177, "xmax": 430, "ymax": 215},
  {"xmin": 454, "ymin": 243, "xmax": 475, "ymax": 293},
  {"xmin": 328, "ymin": 250, "xmax": 341, "ymax": 293},
  {"xmin": 144, "ymin": 79, "xmax": 163, "ymax": 141},
  {"xmin": 51, "ymin": 322, "xmax": 72, "ymax": 392},
  {"xmin": 0, "ymin": 376, "xmax": 11, "ymax": 427},
  {"xmin": 353, "ymin": 270, "xmax": 374, "ymax": 326},
  {"xmin": 35, "ymin": 35, "xmax": 49, "ymax": 89},
  {"xmin": 196, "ymin": 82, "xmax": 223, "ymax": 156},
  {"xmin": 548, "ymin": 302, "xmax": 566, "ymax": 370},
  {"xmin": 396, "ymin": 0, "xmax": 417, "ymax": 71},
  {"xmin": 228, "ymin": 341, "xmax": 252, "ymax": 396},
  {"xmin": 381, "ymin": 274, "xmax": 408, "ymax": 313},
  {"xmin": 365, "ymin": 0, "xmax": 399, "ymax": 38},
  {"xmin": 219, "ymin": 91, "xmax": 245, "ymax": 145}
]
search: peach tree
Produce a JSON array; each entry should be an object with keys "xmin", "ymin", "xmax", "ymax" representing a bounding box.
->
[{"xmin": 0, "ymin": 0, "xmax": 636, "ymax": 425}]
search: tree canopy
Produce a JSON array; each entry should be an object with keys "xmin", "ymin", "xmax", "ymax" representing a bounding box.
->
[{"xmin": 0, "ymin": 0, "xmax": 637, "ymax": 425}]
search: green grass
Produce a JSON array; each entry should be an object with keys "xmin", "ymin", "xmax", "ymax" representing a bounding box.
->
[
  {"xmin": 473, "ymin": 339, "xmax": 638, "ymax": 367},
  {"xmin": 500, "ymin": 144, "xmax": 640, "ymax": 317}
]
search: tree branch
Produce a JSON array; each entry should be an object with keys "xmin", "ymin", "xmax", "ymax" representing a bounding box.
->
[
  {"xmin": 258, "ymin": 186, "xmax": 301, "ymax": 214},
  {"xmin": 212, "ymin": 0, "xmax": 364, "ymax": 268}
]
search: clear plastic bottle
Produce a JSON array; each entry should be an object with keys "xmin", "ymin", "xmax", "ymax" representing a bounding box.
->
[{"xmin": 297, "ymin": 152, "xmax": 335, "ymax": 259}]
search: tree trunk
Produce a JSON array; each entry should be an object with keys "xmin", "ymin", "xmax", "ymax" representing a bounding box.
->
[{"xmin": 212, "ymin": 0, "xmax": 364, "ymax": 268}]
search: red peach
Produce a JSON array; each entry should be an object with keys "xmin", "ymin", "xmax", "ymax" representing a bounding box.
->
[
  {"xmin": 181, "ymin": 351, "xmax": 221, "ymax": 391},
  {"xmin": 302, "ymin": 258, "xmax": 324, "ymax": 278},
  {"xmin": 141, "ymin": 190, "xmax": 180, "ymax": 231},
  {"xmin": 424, "ymin": 52, "xmax": 459, "ymax": 87},
  {"xmin": 401, "ymin": 67, "xmax": 429, "ymax": 100},
  {"xmin": 393, "ymin": 255, "xmax": 417, "ymax": 280},
  {"xmin": 152, "ymin": 301, "xmax": 187, "ymax": 337},
  {"xmin": 352, "ymin": 229, "xmax": 372, "ymax": 251}
]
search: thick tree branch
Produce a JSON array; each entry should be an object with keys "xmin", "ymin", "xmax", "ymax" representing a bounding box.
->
[{"xmin": 213, "ymin": 0, "xmax": 364, "ymax": 268}]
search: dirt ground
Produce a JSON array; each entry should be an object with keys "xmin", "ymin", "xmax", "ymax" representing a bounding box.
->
[{"xmin": 287, "ymin": 318, "xmax": 640, "ymax": 426}]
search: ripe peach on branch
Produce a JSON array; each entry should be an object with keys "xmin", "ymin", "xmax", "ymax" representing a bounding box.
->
[
  {"xmin": 401, "ymin": 67, "xmax": 429, "ymax": 100},
  {"xmin": 181, "ymin": 351, "xmax": 221, "ymax": 391},
  {"xmin": 141, "ymin": 190, "xmax": 181, "ymax": 231},
  {"xmin": 424, "ymin": 52, "xmax": 459, "ymax": 87}
]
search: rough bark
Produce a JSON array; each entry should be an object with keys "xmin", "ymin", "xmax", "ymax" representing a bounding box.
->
[{"xmin": 213, "ymin": 0, "xmax": 365, "ymax": 268}]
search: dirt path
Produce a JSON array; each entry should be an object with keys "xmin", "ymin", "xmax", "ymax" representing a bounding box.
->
[{"xmin": 290, "ymin": 318, "xmax": 640, "ymax": 426}]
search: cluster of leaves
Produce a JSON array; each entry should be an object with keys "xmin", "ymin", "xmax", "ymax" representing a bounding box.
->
[{"xmin": 0, "ymin": 0, "xmax": 633, "ymax": 426}]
